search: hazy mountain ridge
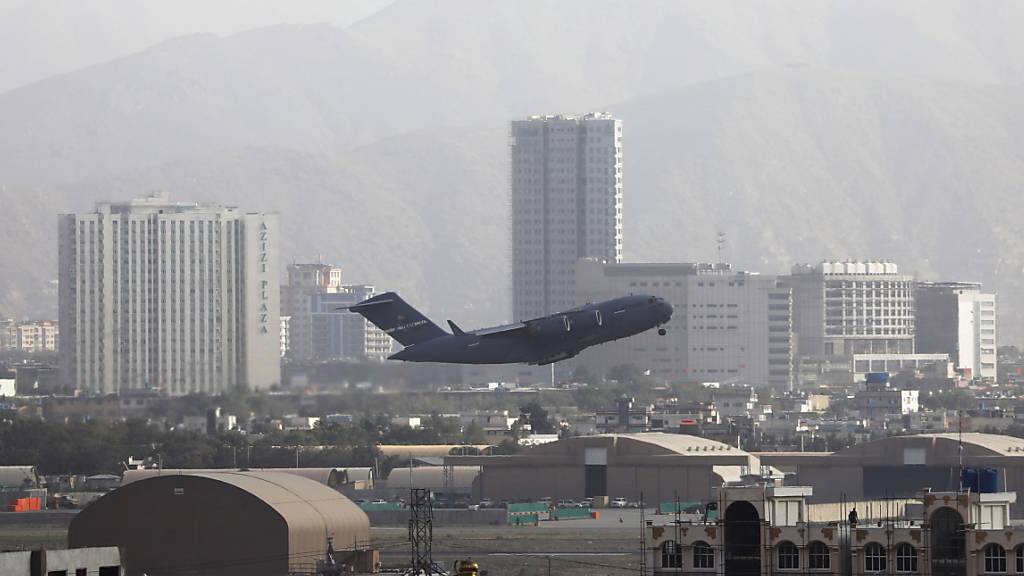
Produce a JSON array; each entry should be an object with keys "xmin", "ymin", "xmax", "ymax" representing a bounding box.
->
[
  {"xmin": 0, "ymin": 0, "xmax": 396, "ymax": 92},
  {"xmin": 5, "ymin": 1, "xmax": 1024, "ymax": 187},
  {"xmin": 2, "ymin": 1, "xmax": 1024, "ymax": 340}
]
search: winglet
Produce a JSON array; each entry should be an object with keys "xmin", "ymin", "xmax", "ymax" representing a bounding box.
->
[{"xmin": 447, "ymin": 320, "xmax": 465, "ymax": 335}]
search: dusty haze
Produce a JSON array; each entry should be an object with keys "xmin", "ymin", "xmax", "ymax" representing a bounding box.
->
[{"xmin": 1, "ymin": 0, "xmax": 1022, "ymax": 342}]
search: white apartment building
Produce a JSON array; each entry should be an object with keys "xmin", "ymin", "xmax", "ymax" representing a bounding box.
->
[
  {"xmin": 0, "ymin": 320, "xmax": 58, "ymax": 353},
  {"xmin": 281, "ymin": 264, "xmax": 390, "ymax": 362},
  {"xmin": 787, "ymin": 261, "xmax": 915, "ymax": 358},
  {"xmin": 57, "ymin": 194, "xmax": 281, "ymax": 395},
  {"xmin": 573, "ymin": 259, "xmax": 794, "ymax": 388},
  {"xmin": 511, "ymin": 113, "xmax": 623, "ymax": 321},
  {"xmin": 916, "ymin": 282, "xmax": 997, "ymax": 380}
]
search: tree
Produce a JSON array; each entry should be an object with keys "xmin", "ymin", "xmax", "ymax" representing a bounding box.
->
[
  {"xmin": 462, "ymin": 421, "xmax": 487, "ymax": 444},
  {"xmin": 519, "ymin": 401, "xmax": 555, "ymax": 434}
]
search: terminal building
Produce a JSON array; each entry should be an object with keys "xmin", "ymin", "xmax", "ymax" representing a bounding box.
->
[{"xmin": 646, "ymin": 482, "xmax": 1019, "ymax": 576}]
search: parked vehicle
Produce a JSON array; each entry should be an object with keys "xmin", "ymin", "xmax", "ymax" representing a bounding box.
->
[
  {"xmin": 580, "ymin": 497, "xmax": 595, "ymax": 508},
  {"xmin": 610, "ymin": 497, "xmax": 628, "ymax": 508},
  {"xmin": 557, "ymin": 499, "xmax": 577, "ymax": 508}
]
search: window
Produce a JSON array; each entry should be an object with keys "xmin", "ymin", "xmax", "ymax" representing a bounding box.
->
[
  {"xmin": 864, "ymin": 543, "xmax": 886, "ymax": 572},
  {"xmin": 809, "ymin": 541, "xmax": 830, "ymax": 570},
  {"xmin": 896, "ymin": 543, "xmax": 917, "ymax": 572},
  {"xmin": 985, "ymin": 544, "xmax": 1007, "ymax": 573},
  {"xmin": 1017, "ymin": 545, "xmax": 1024, "ymax": 573},
  {"xmin": 661, "ymin": 541, "xmax": 681, "ymax": 568},
  {"xmin": 777, "ymin": 541, "xmax": 799, "ymax": 570},
  {"xmin": 693, "ymin": 541, "xmax": 714, "ymax": 569}
]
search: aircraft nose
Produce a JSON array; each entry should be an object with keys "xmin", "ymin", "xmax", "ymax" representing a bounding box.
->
[{"xmin": 658, "ymin": 298, "xmax": 673, "ymax": 320}]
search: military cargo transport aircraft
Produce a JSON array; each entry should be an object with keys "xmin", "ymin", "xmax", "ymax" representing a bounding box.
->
[{"xmin": 344, "ymin": 292, "xmax": 672, "ymax": 365}]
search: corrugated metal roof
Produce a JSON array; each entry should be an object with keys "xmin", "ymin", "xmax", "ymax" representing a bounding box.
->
[
  {"xmin": 385, "ymin": 466, "xmax": 479, "ymax": 489},
  {"xmin": 832, "ymin": 432, "xmax": 1024, "ymax": 457},
  {"xmin": 378, "ymin": 445, "xmax": 493, "ymax": 458},
  {"xmin": 164, "ymin": 471, "xmax": 369, "ymax": 564},
  {"xmin": 122, "ymin": 468, "xmax": 363, "ymax": 489},
  {"xmin": 530, "ymin": 433, "xmax": 747, "ymax": 456}
]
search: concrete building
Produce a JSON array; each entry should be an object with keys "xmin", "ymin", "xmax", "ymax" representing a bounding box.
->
[
  {"xmin": 69, "ymin": 471, "xmax": 373, "ymax": 576},
  {"xmin": 917, "ymin": 281, "xmax": 998, "ymax": 381},
  {"xmin": 459, "ymin": 410, "xmax": 517, "ymax": 437},
  {"xmin": 448, "ymin": 433, "xmax": 759, "ymax": 505},
  {"xmin": 511, "ymin": 113, "xmax": 623, "ymax": 321},
  {"xmin": 279, "ymin": 315, "xmax": 290, "ymax": 357},
  {"xmin": 854, "ymin": 382, "xmax": 919, "ymax": 421},
  {"xmin": 574, "ymin": 260, "xmax": 794, "ymax": 387},
  {"xmin": 0, "ymin": 320, "xmax": 58, "ymax": 353},
  {"xmin": 787, "ymin": 261, "xmax": 915, "ymax": 358},
  {"xmin": 58, "ymin": 194, "xmax": 280, "ymax": 394},
  {"xmin": 282, "ymin": 264, "xmax": 390, "ymax": 362},
  {"xmin": 646, "ymin": 482, "xmax": 1021, "ymax": 576},
  {"xmin": 595, "ymin": 397, "xmax": 653, "ymax": 433}
]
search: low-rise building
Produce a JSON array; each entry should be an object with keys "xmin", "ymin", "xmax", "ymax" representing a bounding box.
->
[
  {"xmin": 595, "ymin": 397, "xmax": 652, "ymax": 433},
  {"xmin": 0, "ymin": 320, "xmax": 58, "ymax": 353},
  {"xmin": 713, "ymin": 386, "xmax": 758, "ymax": 420},
  {"xmin": 459, "ymin": 410, "xmax": 517, "ymax": 435},
  {"xmin": 854, "ymin": 374, "xmax": 919, "ymax": 421}
]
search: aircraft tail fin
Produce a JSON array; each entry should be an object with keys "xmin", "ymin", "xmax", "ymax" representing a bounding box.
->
[
  {"xmin": 348, "ymin": 292, "xmax": 447, "ymax": 347},
  {"xmin": 447, "ymin": 320, "xmax": 465, "ymax": 336}
]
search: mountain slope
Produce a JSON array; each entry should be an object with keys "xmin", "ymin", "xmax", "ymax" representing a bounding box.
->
[{"xmin": 4, "ymin": 1, "xmax": 1024, "ymax": 187}]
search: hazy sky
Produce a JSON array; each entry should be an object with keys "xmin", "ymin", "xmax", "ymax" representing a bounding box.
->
[{"xmin": 0, "ymin": 0, "xmax": 395, "ymax": 92}]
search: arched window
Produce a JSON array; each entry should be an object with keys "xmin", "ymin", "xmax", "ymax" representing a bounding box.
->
[
  {"xmin": 661, "ymin": 541, "xmax": 681, "ymax": 568},
  {"xmin": 865, "ymin": 543, "xmax": 886, "ymax": 573},
  {"xmin": 896, "ymin": 543, "xmax": 917, "ymax": 573},
  {"xmin": 985, "ymin": 544, "xmax": 1007, "ymax": 573},
  {"xmin": 808, "ymin": 541, "xmax": 830, "ymax": 570},
  {"xmin": 693, "ymin": 541, "xmax": 714, "ymax": 569},
  {"xmin": 1016, "ymin": 545, "xmax": 1024, "ymax": 573},
  {"xmin": 777, "ymin": 541, "xmax": 799, "ymax": 570}
]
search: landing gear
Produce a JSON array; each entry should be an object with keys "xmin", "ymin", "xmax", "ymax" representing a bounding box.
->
[{"xmin": 658, "ymin": 328, "xmax": 667, "ymax": 336}]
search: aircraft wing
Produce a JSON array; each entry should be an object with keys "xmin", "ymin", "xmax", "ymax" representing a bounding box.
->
[{"xmin": 472, "ymin": 322, "xmax": 528, "ymax": 337}]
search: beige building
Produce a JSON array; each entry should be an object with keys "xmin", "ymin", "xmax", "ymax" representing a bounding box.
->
[
  {"xmin": 448, "ymin": 433, "xmax": 759, "ymax": 504},
  {"xmin": 58, "ymin": 194, "xmax": 280, "ymax": 394},
  {"xmin": 574, "ymin": 260, "xmax": 794, "ymax": 388},
  {"xmin": 511, "ymin": 113, "xmax": 623, "ymax": 321},
  {"xmin": 0, "ymin": 320, "xmax": 58, "ymax": 353},
  {"xmin": 647, "ymin": 483, "xmax": 1021, "ymax": 576}
]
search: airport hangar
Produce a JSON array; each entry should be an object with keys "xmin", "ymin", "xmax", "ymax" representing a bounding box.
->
[
  {"xmin": 69, "ymin": 471, "xmax": 373, "ymax": 576},
  {"xmin": 446, "ymin": 433, "xmax": 760, "ymax": 504},
  {"xmin": 757, "ymin": 433, "xmax": 1024, "ymax": 514}
]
